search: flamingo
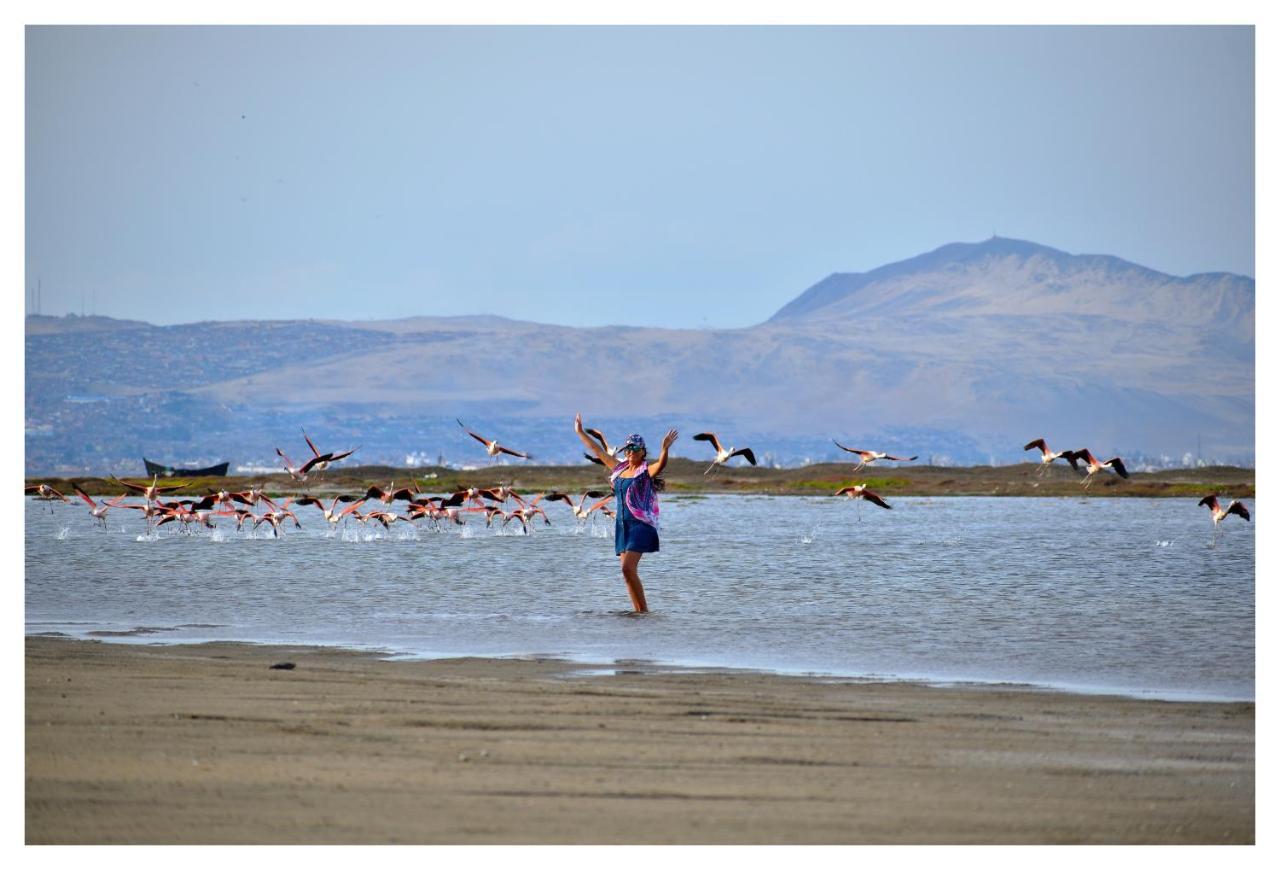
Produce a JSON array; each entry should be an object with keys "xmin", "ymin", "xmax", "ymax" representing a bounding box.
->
[
  {"xmin": 835, "ymin": 485, "xmax": 893, "ymax": 510},
  {"xmin": 438, "ymin": 506, "xmax": 474, "ymax": 527},
  {"xmin": 692, "ymin": 432, "xmax": 757, "ymax": 475},
  {"xmin": 25, "ymin": 483, "xmax": 70, "ymax": 503},
  {"xmin": 222, "ymin": 507, "xmax": 255, "ymax": 531},
  {"xmin": 1023, "ymin": 438, "xmax": 1073, "ymax": 475},
  {"xmin": 228, "ymin": 486, "xmax": 277, "ymax": 510},
  {"xmin": 832, "ymin": 442, "xmax": 917, "ymax": 472},
  {"xmin": 544, "ymin": 490, "xmax": 611, "ymax": 520},
  {"xmin": 363, "ymin": 482, "xmax": 419, "ymax": 505},
  {"xmin": 478, "ymin": 485, "xmax": 526, "ymax": 506},
  {"xmin": 178, "ymin": 506, "xmax": 222, "ymax": 532},
  {"xmin": 300, "ymin": 429, "xmax": 359, "ymax": 473},
  {"xmin": 450, "ymin": 486, "xmax": 490, "ymax": 507},
  {"xmin": 581, "ymin": 427, "xmax": 619, "ymax": 466},
  {"xmin": 296, "ymin": 495, "xmax": 365, "ymax": 526},
  {"xmin": 365, "ymin": 509, "xmax": 416, "ymax": 531},
  {"xmin": 514, "ymin": 504, "xmax": 551, "ymax": 527},
  {"xmin": 111, "ymin": 474, "xmax": 191, "ymax": 502},
  {"xmin": 345, "ymin": 507, "xmax": 375, "ymax": 527},
  {"xmin": 26, "ymin": 483, "xmax": 70, "ymax": 513},
  {"xmin": 196, "ymin": 489, "xmax": 238, "ymax": 509},
  {"xmin": 499, "ymin": 494, "xmax": 551, "ymax": 530},
  {"xmin": 275, "ymin": 447, "xmax": 337, "ymax": 482},
  {"xmin": 71, "ymin": 484, "xmax": 126, "ymax": 526},
  {"xmin": 151, "ymin": 499, "xmax": 204, "ymax": 533},
  {"xmin": 113, "ymin": 500, "xmax": 168, "ymax": 529},
  {"xmin": 253, "ymin": 500, "xmax": 301, "ymax": 537},
  {"xmin": 252, "ymin": 512, "xmax": 284, "ymax": 536},
  {"xmin": 1063, "ymin": 449, "xmax": 1128, "ymax": 487},
  {"xmin": 186, "ymin": 494, "xmax": 225, "ymax": 512},
  {"xmin": 456, "ymin": 419, "xmax": 533, "ymax": 461},
  {"xmin": 501, "ymin": 510, "xmax": 532, "ymax": 534},
  {"xmin": 1198, "ymin": 495, "xmax": 1250, "ymax": 527},
  {"xmin": 404, "ymin": 501, "xmax": 436, "ymax": 523}
]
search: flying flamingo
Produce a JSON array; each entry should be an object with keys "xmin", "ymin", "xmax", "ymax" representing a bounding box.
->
[
  {"xmin": 450, "ymin": 486, "xmax": 491, "ymax": 507},
  {"xmin": 835, "ymin": 484, "xmax": 893, "ymax": 510},
  {"xmin": 832, "ymin": 442, "xmax": 917, "ymax": 472},
  {"xmin": 692, "ymin": 432, "xmax": 757, "ymax": 475},
  {"xmin": 26, "ymin": 483, "xmax": 69, "ymax": 502},
  {"xmin": 1023, "ymin": 438, "xmax": 1074, "ymax": 475},
  {"xmin": 1198, "ymin": 495, "xmax": 1250, "ymax": 527},
  {"xmin": 296, "ymin": 495, "xmax": 365, "ymax": 526},
  {"xmin": 195, "ymin": 489, "xmax": 239, "ymax": 509},
  {"xmin": 1063, "ymin": 449, "xmax": 1129, "ymax": 487},
  {"xmin": 366, "ymin": 509, "xmax": 414, "ymax": 531},
  {"xmin": 228, "ymin": 486, "xmax": 277, "ymax": 510},
  {"xmin": 363, "ymin": 482, "xmax": 419, "ymax": 505},
  {"xmin": 113, "ymin": 500, "xmax": 169, "ymax": 529},
  {"xmin": 70, "ymin": 484, "xmax": 126, "ymax": 526},
  {"xmin": 581, "ymin": 427, "xmax": 619, "ymax": 466},
  {"xmin": 172, "ymin": 504, "xmax": 220, "ymax": 529},
  {"xmin": 26, "ymin": 483, "xmax": 70, "ymax": 512},
  {"xmin": 111, "ymin": 475, "xmax": 191, "ymax": 502},
  {"xmin": 544, "ymin": 490, "xmax": 611, "ymax": 521},
  {"xmin": 437, "ymin": 506, "xmax": 475, "ymax": 527},
  {"xmin": 478, "ymin": 485, "xmax": 526, "ymax": 506},
  {"xmin": 514, "ymin": 505, "xmax": 551, "ymax": 527},
  {"xmin": 254, "ymin": 500, "xmax": 301, "ymax": 537},
  {"xmin": 404, "ymin": 501, "xmax": 436, "ymax": 523},
  {"xmin": 502, "ymin": 495, "xmax": 552, "ymax": 530},
  {"xmin": 456, "ymin": 419, "xmax": 533, "ymax": 461},
  {"xmin": 221, "ymin": 507, "xmax": 255, "ymax": 531},
  {"xmin": 301, "ymin": 429, "xmax": 359, "ymax": 473},
  {"xmin": 275, "ymin": 447, "xmax": 337, "ymax": 482}
]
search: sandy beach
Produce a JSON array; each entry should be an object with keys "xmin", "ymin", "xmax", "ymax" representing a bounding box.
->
[{"xmin": 25, "ymin": 636, "xmax": 1253, "ymax": 844}]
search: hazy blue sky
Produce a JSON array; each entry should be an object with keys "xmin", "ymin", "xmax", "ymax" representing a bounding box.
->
[{"xmin": 25, "ymin": 25, "xmax": 1254, "ymax": 328}]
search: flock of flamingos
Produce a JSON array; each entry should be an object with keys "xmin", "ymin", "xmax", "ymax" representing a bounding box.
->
[{"xmin": 25, "ymin": 420, "xmax": 1251, "ymax": 536}]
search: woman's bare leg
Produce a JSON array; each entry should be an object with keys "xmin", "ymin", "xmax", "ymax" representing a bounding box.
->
[{"xmin": 618, "ymin": 551, "xmax": 649, "ymax": 613}]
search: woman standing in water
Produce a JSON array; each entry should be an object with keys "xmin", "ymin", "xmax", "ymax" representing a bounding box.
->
[{"xmin": 575, "ymin": 414, "xmax": 678, "ymax": 613}]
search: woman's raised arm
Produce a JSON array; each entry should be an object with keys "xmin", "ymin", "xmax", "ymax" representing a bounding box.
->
[
  {"xmin": 648, "ymin": 428, "xmax": 679, "ymax": 477},
  {"xmin": 575, "ymin": 413, "xmax": 615, "ymax": 467}
]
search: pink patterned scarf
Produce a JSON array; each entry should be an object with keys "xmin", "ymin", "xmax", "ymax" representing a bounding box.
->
[{"xmin": 609, "ymin": 461, "xmax": 660, "ymax": 529}]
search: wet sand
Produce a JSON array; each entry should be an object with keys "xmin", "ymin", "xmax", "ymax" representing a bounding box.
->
[{"xmin": 25, "ymin": 636, "xmax": 1254, "ymax": 844}]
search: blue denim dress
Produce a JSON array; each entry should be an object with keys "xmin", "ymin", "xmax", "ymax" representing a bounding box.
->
[{"xmin": 614, "ymin": 473, "xmax": 660, "ymax": 556}]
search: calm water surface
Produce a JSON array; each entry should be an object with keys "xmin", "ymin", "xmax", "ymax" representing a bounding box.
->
[{"xmin": 25, "ymin": 494, "xmax": 1255, "ymax": 701}]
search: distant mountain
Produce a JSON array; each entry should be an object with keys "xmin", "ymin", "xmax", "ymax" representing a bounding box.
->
[
  {"xmin": 770, "ymin": 237, "xmax": 1253, "ymax": 338},
  {"xmin": 24, "ymin": 313, "xmax": 150, "ymax": 335},
  {"xmin": 24, "ymin": 238, "xmax": 1254, "ymax": 474}
]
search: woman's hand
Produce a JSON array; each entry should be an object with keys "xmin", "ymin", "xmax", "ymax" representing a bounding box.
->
[
  {"xmin": 661, "ymin": 428, "xmax": 679, "ymax": 451},
  {"xmin": 574, "ymin": 413, "xmax": 585, "ymax": 435}
]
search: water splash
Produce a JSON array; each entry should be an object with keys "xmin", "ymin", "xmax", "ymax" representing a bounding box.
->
[{"xmin": 56, "ymin": 527, "xmax": 72, "ymax": 541}]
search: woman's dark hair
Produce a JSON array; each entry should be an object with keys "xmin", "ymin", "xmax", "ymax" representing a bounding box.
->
[{"xmin": 636, "ymin": 446, "xmax": 666, "ymax": 491}]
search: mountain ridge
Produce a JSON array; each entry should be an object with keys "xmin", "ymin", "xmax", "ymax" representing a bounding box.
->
[
  {"xmin": 768, "ymin": 236, "xmax": 1254, "ymax": 329},
  {"xmin": 24, "ymin": 237, "xmax": 1255, "ymax": 473}
]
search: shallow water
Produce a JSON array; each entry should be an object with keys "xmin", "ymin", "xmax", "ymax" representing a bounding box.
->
[{"xmin": 25, "ymin": 494, "xmax": 1254, "ymax": 701}]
